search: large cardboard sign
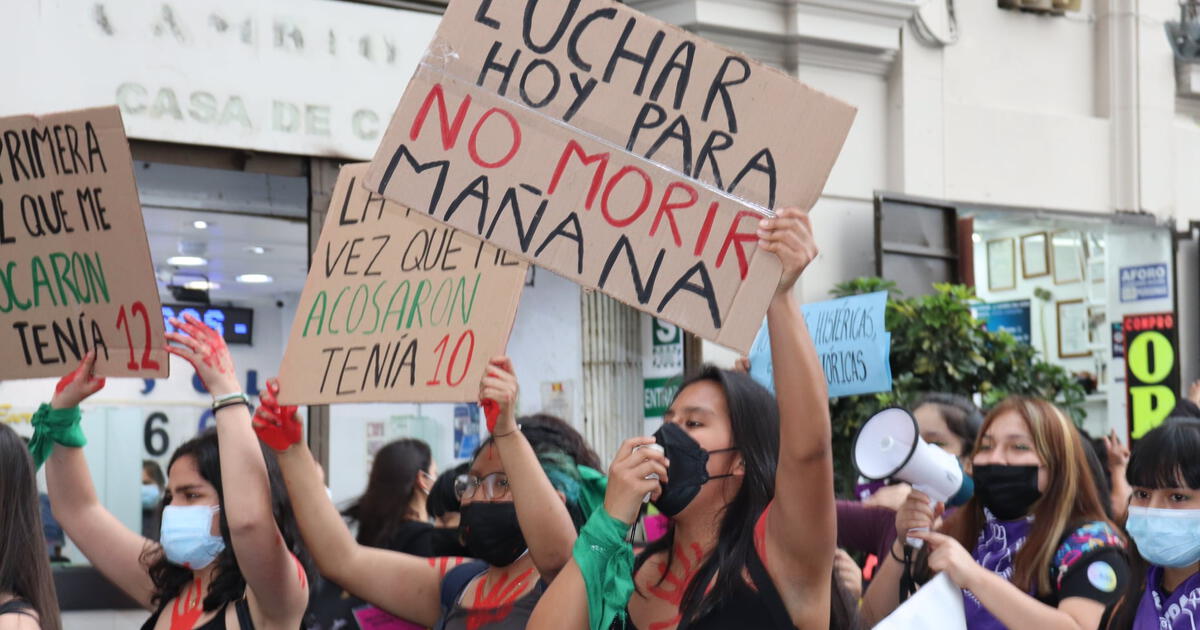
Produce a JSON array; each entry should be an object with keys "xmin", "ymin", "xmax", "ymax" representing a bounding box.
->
[
  {"xmin": 748, "ymin": 291, "xmax": 892, "ymax": 398},
  {"xmin": 0, "ymin": 106, "xmax": 167, "ymax": 379},
  {"xmin": 1124, "ymin": 312, "xmax": 1180, "ymax": 439},
  {"xmin": 279, "ymin": 164, "xmax": 527, "ymax": 404},
  {"xmin": 366, "ymin": 0, "xmax": 856, "ymax": 353}
]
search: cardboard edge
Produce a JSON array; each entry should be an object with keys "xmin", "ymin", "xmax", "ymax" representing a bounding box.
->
[{"xmin": 717, "ymin": 252, "xmax": 783, "ymax": 354}]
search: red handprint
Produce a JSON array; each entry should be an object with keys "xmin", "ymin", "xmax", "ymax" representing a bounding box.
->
[
  {"xmin": 253, "ymin": 378, "xmax": 302, "ymax": 451},
  {"xmin": 644, "ymin": 543, "xmax": 705, "ymax": 630},
  {"xmin": 165, "ymin": 314, "xmax": 239, "ymax": 396}
]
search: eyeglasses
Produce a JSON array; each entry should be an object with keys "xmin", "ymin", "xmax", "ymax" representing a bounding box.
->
[{"xmin": 454, "ymin": 472, "xmax": 511, "ymax": 501}]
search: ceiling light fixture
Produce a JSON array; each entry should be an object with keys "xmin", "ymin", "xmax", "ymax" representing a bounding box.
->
[
  {"xmin": 193, "ymin": 220, "xmax": 209, "ymax": 230},
  {"xmin": 167, "ymin": 256, "xmax": 208, "ymax": 267},
  {"xmin": 184, "ymin": 280, "xmax": 221, "ymax": 291},
  {"xmin": 236, "ymin": 274, "xmax": 274, "ymax": 284},
  {"xmin": 245, "ymin": 246, "xmax": 268, "ymax": 255}
]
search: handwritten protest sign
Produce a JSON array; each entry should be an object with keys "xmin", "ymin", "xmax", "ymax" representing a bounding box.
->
[
  {"xmin": 279, "ymin": 163, "xmax": 527, "ymax": 404},
  {"xmin": 0, "ymin": 106, "xmax": 167, "ymax": 379},
  {"xmin": 749, "ymin": 291, "xmax": 891, "ymax": 398},
  {"xmin": 365, "ymin": 0, "xmax": 855, "ymax": 353}
]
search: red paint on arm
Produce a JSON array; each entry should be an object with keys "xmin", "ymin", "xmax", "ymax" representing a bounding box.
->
[{"xmin": 482, "ymin": 399, "xmax": 500, "ymax": 433}]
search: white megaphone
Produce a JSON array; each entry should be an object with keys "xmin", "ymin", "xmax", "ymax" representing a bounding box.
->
[{"xmin": 853, "ymin": 407, "xmax": 974, "ymax": 548}]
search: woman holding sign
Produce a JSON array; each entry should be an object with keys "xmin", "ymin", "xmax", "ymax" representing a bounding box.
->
[
  {"xmin": 527, "ymin": 207, "xmax": 857, "ymax": 630},
  {"xmin": 1101, "ymin": 419, "xmax": 1200, "ymax": 630},
  {"xmin": 255, "ymin": 357, "xmax": 604, "ymax": 629},
  {"xmin": 861, "ymin": 397, "xmax": 1128, "ymax": 630},
  {"xmin": 40, "ymin": 316, "xmax": 311, "ymax": 630}
]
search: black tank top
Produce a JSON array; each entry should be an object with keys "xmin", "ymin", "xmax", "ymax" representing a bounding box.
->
[
  {"xmin": 139, "ymin": 597, "xmax": 253, "ymax": 630},
  {"xmin": 0, "ymin": 599, "xmax": 36, "ymax": 618},
  {"xmin": 623, "ymin": 547, "xmax": 794, "ymax": 630}
]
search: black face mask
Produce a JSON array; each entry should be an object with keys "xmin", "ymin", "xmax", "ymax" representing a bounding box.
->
[
  {"xmin": 972, "ymin": 464, "xmax": 1042, "ymax": 521},
  {"xmin": 651, "ymin": 422, "xmax": 737, "ymax": 517},
  {"xmin": 459, "ymin": 502, "xmax": 527, "ymax": 567}
]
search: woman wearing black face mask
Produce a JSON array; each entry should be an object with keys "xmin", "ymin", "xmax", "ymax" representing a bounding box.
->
[
  {"xmin": 259, "ymin": 357, "xmax": 596, "ymax": 630},
  {"xmin": 529, "ymin": 207, "xmax": 858, "ymax": 630},
  {"xmin": 862, "ymin": 397, "xmax": 1129, "ymax": 630}
]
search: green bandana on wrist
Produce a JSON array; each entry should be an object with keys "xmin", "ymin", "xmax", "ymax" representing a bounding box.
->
[
  {"xmin": 28, "ymin": 403, "xmax": 86, "ymax": 470},
  {"xmin": 574, "ymin": 506, "xmax": 636, "ymax": 630}
]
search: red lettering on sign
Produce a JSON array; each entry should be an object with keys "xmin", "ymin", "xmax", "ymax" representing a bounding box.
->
[{"xmin": 467, "ymin": 108, "xmax": 522, "ymax": 169}]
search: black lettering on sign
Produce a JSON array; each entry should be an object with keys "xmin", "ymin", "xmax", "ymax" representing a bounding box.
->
[
  {"xmin": 523, "ymin": 0, "xmax": 580, "ymax": 54},
  {"xmin": 603, "ymin": 18, "xmax": 665, "ymax": 97},
  {"xmin": 534, "ymin": 212, "xmax": 586, "ymax": 275},
  {"xmin": 598, "ymin": 235, "xmax": 664, "ymax": 305},
  {"xmin": 377, "ymin": 145, "xmax": 450, "ymax": 216},
  {"xmin": 12, "ymin": 313, "xmax": 109, "ymax": 367},
  {"xmin": 702, "ymin": 56, "xmax": 751, "ymax": 134}
]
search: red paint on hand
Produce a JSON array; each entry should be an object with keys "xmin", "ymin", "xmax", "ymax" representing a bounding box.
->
[
  {"xmin": 253, "ymin": 378, "xmax": 302, "ymax": 451},
  {"xmin": 482, "ymin": 399, "xmax": 500, "ymax": 433},
  {"xmin": 55, "ymin": 369, "xmax": 79, "ymax": 394}
]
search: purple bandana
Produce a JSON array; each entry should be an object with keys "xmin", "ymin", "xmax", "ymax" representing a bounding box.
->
[
  {"xmin": 1134, "ymin": 565, "xmax": 1200, "ymax": 630},
  {"xmin": 962, "ymin": 511, "xmax": 1033, "ymax": 629}
]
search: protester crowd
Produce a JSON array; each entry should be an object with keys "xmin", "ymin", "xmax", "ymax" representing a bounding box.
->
[{"xmin": 3, "ymin": 207, "xmax": 1200, "ymax": 630}]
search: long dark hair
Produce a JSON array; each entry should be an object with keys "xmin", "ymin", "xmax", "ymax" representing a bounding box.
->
[
  {"xmin": 342, "ymin": 438, "xmax": 432, "ymax": 547},
  {"xmin": 0, "ymin": 424, "xmax": 61, "ymax": 630},
  {"xmin": 141, "ymin": 429, "xmax": 312, "ymax": 612},
  {"xmin": 1104, "ymin": 418, "xmax": 1200, "ymax": 629},
  {"xmin": 939, "ymin": 397, "xmax": 1116, "ymax": 596},
  {"xmin": 915, "ymin": 392, "xmax": 983, "ymax": 454},
  {"xmin": 633, "ymin": 366, "xmax": 780, "ymax": 624},
  {"xmin": 427, "ymin": 462, "xmax": 470, "ymax": 520}
]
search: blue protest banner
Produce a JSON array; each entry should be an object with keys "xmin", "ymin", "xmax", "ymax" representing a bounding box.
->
[{"xmin": 748, "ymin": 292, "xmax": 892, "ymax": 398}]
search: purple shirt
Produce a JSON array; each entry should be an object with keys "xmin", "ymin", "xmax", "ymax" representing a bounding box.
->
[
  {"xmin": 1134, "ymin": 565, "xmax": 1200, "ymax": 630},
  {"xmin": 962, "ymin": 513, "xmax": 1033, "ymax": 630}
]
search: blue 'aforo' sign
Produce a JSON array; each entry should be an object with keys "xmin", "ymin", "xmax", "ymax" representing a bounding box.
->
[{"xmin": 1119, "ymin": 263, "xmax": 1169, "ymax": 303}]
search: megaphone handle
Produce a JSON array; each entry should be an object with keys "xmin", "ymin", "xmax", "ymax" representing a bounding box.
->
[{"xmin": 905, "ymin": 484, "xmax": 937, "ymax": 548}]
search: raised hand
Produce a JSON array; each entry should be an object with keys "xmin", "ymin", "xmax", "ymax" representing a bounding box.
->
[
  {"xmin": 480, "ymin": 357, "xmax": 518, "ymax": 435},
  {"xmin": 51, "ymin": 350, "xmax": 107, "ymax": 410},
  {"xmin": 603, "ymin": 437, "xmax": 670, "ymax": 525},
  {"xmin": 165, "ymin": 314, "xmax": 239, "ymax": 397},
  {"xmin": 757, "ymin": 206, "xmax": 819, "ymax": 295},
  {"xmin": 253, "ymin": 378, "xmax": 302, "ymax": 451}
]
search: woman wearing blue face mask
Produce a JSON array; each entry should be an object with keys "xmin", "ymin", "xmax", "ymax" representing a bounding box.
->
[
  {"xmin": 1102, "ymin": 419, "xmax": 1200, "ymax": 630},
  {"xmin": 40, "ymin": 316, "xmax": 311, "ymax": 630}
]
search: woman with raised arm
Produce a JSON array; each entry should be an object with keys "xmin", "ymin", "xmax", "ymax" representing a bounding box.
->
[
  {"xmin": 0, "ymin": 420, "xmax": 61, "ymax": 630},
  {"xmin": 41, "ymin": 315, "xmax": 310, "ymax": 630},
  {"xmin": 861, "ymin": 397, "xmax": 1128, "ymax": 630},
  {"xmin": 527, "ymin": 206, "xmax": 854, "ymax": 630},
  {"xmin": 254, "ymin": 357, "xmax": 600, "ymax": 629}
]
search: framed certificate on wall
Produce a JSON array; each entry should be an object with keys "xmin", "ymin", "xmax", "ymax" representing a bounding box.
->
[
  {"xmin": 987, "ymin": 237, "xmax": 1016, "ymax": 291},
  {"xmin": 1057, "ymin": 299, "xmax": 1092, "ymax": 358}
]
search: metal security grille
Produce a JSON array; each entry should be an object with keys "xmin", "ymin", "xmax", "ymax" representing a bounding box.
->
[{"xmin": 581, "ymin": 291, "xmax": 644, "ymax": 465}]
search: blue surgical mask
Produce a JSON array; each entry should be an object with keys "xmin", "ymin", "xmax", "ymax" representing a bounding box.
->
[
  {"xmin": 141, "ymin": 483, "xmax": 160, "ymax": 510},
  {"xmin": 161, "ymin": 505, "xmax": 226, "ymax": 570},
  {"xmin": 1126, "ymin": 506, "xmax": 1200, "ymax": 568}
]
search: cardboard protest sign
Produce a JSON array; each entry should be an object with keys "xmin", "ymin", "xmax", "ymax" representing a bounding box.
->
[
  {"xmin": 278, "ymin": 163, "xmax": 527, "ymax": 404},
  {"xmin": 365, "ymin": 0, "xmax": 855, "ymax": 353},
  {"xmin": 0, "ymin": 106, "xmax": 167, "ymax": 379},
  {"xmin": 1124, "ymin": 312, "xmax": 1179, "ymax": 439},
  {"xmin": 749, "ymin": 291, "xmax": 892, "ymax": 398}
]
